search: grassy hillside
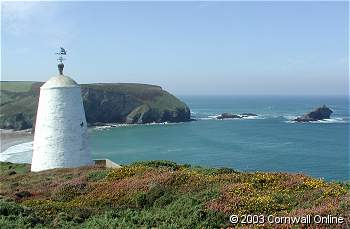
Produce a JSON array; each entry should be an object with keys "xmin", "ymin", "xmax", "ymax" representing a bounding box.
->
[
  {"xmin": 0, "ymin": 161, "xmax": 349, "ymax": 228},
  {"xmin": 0, "ymin": 81, "xmax": 191, "ymax": 130},
  {"xmin": 0, "ymin": 81, "xmax": 37, "ymax": 93}
]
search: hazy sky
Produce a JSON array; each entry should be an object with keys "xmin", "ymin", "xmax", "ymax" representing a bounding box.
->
[{"xmin": 1, "ymin": 1, "xmax": 348, "ymax": 95}]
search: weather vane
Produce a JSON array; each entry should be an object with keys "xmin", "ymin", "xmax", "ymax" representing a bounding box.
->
[{"xmin": 56, "ymin": 47, "xmax": 67, "ymax": 75}]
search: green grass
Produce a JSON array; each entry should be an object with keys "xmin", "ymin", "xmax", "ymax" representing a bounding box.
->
[
  {"xmin": 0, "ymin": 161, "xmax": 349, "ymax": 228},
  {"xmin": 0, "ymin": 162, "xmax": 30, "ymax": 176},
  {"xmin": 0, "ymin": 81, "xmax": 37, "ymax": 93},
  {"xmin": 81, "ymin": 83, "xmax": 187, "ymax": 112}
]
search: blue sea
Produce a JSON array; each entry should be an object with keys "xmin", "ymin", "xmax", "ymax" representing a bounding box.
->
[
  {"xmin": 89, "ymin": 95, "xmax": 349, "ymax": 181},
  {"xmin": 1, "ymin": 95, "xmax": 349, "ymax": 181}
]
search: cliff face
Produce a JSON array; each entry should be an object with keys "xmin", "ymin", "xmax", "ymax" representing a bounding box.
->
[{"xmin": 0, "ymin": 82, "xmax": 191, "ymax": 130}]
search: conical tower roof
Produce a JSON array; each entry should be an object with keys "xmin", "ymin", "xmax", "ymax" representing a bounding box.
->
[{"xmin": 41, "ymin": 75, "xmax": 78, "ymax": 89}]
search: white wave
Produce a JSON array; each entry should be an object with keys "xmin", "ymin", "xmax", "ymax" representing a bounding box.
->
[
  {"xmin": 283, "ymin": 115, "xmax": 298, "ymax": 120},
  {"xmin": 195, "ymin": 114, "xmax": 220, "ymax": 120},
  {"xmin": 92, "ymin": 122, "xmax": 177, "ymax": 130},
  {"xmin": 284, "ymin": 120, "xmax": 296, "ymax": 123},
  {"xmin": 93, "ymin": 126, "xmax": 114, "ymax": 131},
  {"xmin": 197, "ymin": 117, "xmax": 215, "ymax": 120},
  {"xmin": 285, "ymin": 117, "xmax": 348, "ymax": 124},
  {"xmin": 311, "ymin": 118, "xmax": 348, "ymax": 124},
  {"xmin": 0, "ymin": 141, "xmax": 33, "ymax": 164},
  {"xmin": 198, "ymin": 114, "xmax": 264, "ymax": 121},
  {"xmin": 241, "ymin": 115, "xmax": 260, "ymax": 120}
]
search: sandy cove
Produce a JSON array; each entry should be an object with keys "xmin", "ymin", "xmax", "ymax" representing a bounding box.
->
[{"xmin": 0, "ymin": 129, "xmax": 33, "ymax": 153}]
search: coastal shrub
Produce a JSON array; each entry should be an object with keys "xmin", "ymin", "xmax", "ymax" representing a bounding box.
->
[
  {"xmin": 302, "ymin": 178, "xmax": 326, "ymax": 189},
  {"xmin": 22, "ymin": 199, "xmax": 94, "ymax": 224},
  {"xmin": 195, "ymin": 186, "xmax": 221, "ymax": 202},
  {"xmin": 322, "ymin": 184, "xmax": 347, "ymax": 198},
  {"xmin": 153, "ymin": 193, "xmax": 174, "ymax": 208},
  {"xmin": 71, "ymin": 170, "xmax": 172, "ymax": 208},
  {"xmin": 83, "ymin": 196, "xmax": 226, "ymax": 229},
  {"xmin": 51, "ymin": 212, "xmax": 75, "ymax": 227},
  {"xmin": 0, "ymin": 215, "xmax": 42, "ymax": 229},
  {"xmin": 87, "ymin": 170, "xmax": 109, "ymax": 182},
  {"xmin": 344, "ymin": 181, "xmax": 350, "ymax": 190},
  {"xmin": 0, "ymin": 200, "xmax": 26, "ymax": 216},
  {"xmin": 50, "ymin": 211, "xmax": 91, "ymax": 228},
  {"xmin": 191, "ymin": 167, "xmax": 237, "ymax": 176},
  {"xmin": 135, "ymin": 192, "xmax": 148, "ymax": 208},
  {"xmin": 251, "ymin": 173, "xmax": 278, "ymax": 189},
  {"xmin": 63, "ymin": 174, "xmax": 73, "ymax": 180},
  {"xmin": 22, "ymin": 200, "xmax": 65, "ymax": 217},
  {"xmin": 271, "ymin": 191, "xmax": 297, "ymax": 210},
  {"xmin": 52, "ymin": 180, "xmax": 89, "ymax": 201},
  {"xmin": 105, "ymin": 165, "xmax": 149, "ymax": 180},
  {"xmin": 339, "ymin": 198, "xmax": 350, "ymax": 213},
  {"xmin": 0, "ymin": 162, "xmax": 29, "ymax": 176},
  {"xmin": 165, "ymin": 169, "xmax": 199, "ymax": 187},
  {"xmin": 0, "ymin": 200, "xmax": 43, "ymax": 228},
  {"xmin": 131, "ymin": 160, "xmax": 188, "ymax": 171},
  {"xmin": 145, "ymin": 184, "xmax": 166, "ymax": 206},
  {"xmin": 134, "ymin": 183, "xmax": 167, "ymax": 208},
  {"xmin": 1, "ymin": 161, "xmax": 349, "ymax": 228}
]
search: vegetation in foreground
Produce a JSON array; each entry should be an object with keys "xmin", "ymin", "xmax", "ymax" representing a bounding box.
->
[{"xmin": 0, "ymin": 161, "xmax": 349, "ymax": 228}]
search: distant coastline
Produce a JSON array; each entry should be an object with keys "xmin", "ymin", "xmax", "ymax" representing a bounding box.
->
[{"xmin": 0, "ymin": 81, "xmax": 191, "ymax": 131}]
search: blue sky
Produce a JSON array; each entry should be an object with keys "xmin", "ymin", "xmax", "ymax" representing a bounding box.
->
[{"xmin": 1, "ymin": 1, "xmax": 348, "ymax": 95}]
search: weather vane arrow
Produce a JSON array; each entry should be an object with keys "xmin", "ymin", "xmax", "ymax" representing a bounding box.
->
[{"xmin": 56, "ymin": 47, "xmax": 67, "ymax": 75}]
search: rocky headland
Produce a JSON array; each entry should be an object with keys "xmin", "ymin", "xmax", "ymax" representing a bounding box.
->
[
  {"xmin": 0, "ymin": 81, "xmax": 191, "ymax": 130},
  {"xmin": 293, "ymin": 105, "xmax": 333, "ymax": 122}
]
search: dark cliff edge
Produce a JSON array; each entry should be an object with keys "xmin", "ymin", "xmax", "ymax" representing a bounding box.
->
[{"xmin": 0, "ymin": 81, "xmax": 191, "ymax": 130}]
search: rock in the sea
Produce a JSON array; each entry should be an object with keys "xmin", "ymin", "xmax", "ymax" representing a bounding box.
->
[
  {"xmin": 0, "ymin": 82, "xmax": 191, "ymax": 130},
  {"xmin": 216, "ymin": 113, "xmax": 257, "ymax": 119},
  {"xmin": 293, "ymin": 105, "xmax": 333, "ymax": 122},
  {"xmin": 217, "ymin": 113, "xmax": 241, "ymax": 119}
]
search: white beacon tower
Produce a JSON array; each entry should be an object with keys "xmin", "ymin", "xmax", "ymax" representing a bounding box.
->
[{"xmin": 31, "ymin": 48, "xmax": 92, "ymax": 172}]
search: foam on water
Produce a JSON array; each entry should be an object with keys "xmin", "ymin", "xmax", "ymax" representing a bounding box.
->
[
  {"xmin": 197, "ymin": 114, "xmax": 264, "ymax": 120},
  {"xmin": 92, "ymin": 122, "xmax": 174, "ymax": 130},
  {"xmin": 208, "ymin": 115, "xmax": 220, "ymax": 119},
  {"xmin": 241, "ymin": 115, "xmax": 261, "ymax": 120},
  {"xmin": 197, "ymin": 117, "xmax": 215, "ymax": 120},
  {"xmin": 284, "ymin": 117, "xmax": 348, "ymax": 124},
  {"xmin": 0, "ymin": 141, "xmax": 33, "ymax": 164},
  {"xmin": 310, "ymin": 118, "xmax": 348, "ymax": 123}
]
